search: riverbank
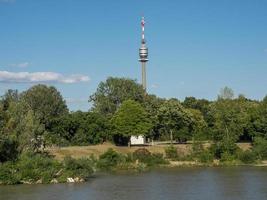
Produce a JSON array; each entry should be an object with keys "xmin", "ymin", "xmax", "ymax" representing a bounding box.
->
[
  {"xmin": 0, "ymin": 157, "xmax": 267, "ymax": 185},
  {"xmin": 1, "ymin": 141, "xmax": 267, "ymax": 186},
  {"xmin": 2, "ymin": 167, "xmax": 267, "ymax": 200}
]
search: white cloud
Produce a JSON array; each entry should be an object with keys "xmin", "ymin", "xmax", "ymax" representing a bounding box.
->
[
  {"xmin": 9, "ymin": 62, "xmax": 30, "ymax": 68},
  {"xmin": 0, "ymin": 71, "xmax": 90, "ymax": 84}
]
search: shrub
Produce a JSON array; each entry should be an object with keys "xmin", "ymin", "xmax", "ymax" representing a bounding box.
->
[
  {"xmin": 97, "ymin": 148, "xmax": 123, "ymax": 170},
  {"xmin": 0, "ymin": 137, "xmax": 19, "ymax": 163},
  {"xmin": 63, "ymin": 156, "xmax": 95, "ymax": 179},
  {"xmin": 190, "ymin": 141, "xmax": 213, "ymax": 163},
  {"xmin": 165, "ymin": 145, "xmax": 178, "ymax": 159},
  {"xmin": 125, "ymin": 153, "xmax": 134, "ymax": 163},
  {"xmin": 17, "ymin": 152, "xmax": 61, "ymax": 184},
  {"xmin": 237, "ymin": 150, "xmax": 256, "ymax": 164},
  {"xmin": 198, "ymin": 150, "xmax": 214, "ymax": 163},
  {"xmin": 45, "ymin": 134, "xmax": 70, "ymax": 147},
  {"xmin": 220, "ymin": 151, "xmax": 236, "ymax": 163},
  {"xmin": 148, "ymin": 153, "xmax": 168, "ymax": 166},
  {"xmin": 133, "ymin": 148, "xmax": 168, "ymax": 166},
  {"xmin": 0, "ymin": 153, "xmax": 96, "ymax": 185},
  {"xmin": 0, "ymin": 162, "xmax": 20, "ymax": 185},
  {"xmin": 252, "ymin": 137, "xmax": 267, "ymax": 160},
  {"xmin": 210, "ymin": 140, "xmax": 238, "ymax": 159},
  {"xmin": 133, "ymin": 148, "xmax": 151, "ymax": 162}
]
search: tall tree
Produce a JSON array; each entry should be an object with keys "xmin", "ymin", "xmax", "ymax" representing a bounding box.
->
[
  {"xmin": 0, "ymin": 102, "xmax": 4, "ymax": 133},
  {"xmin": 89, "ymin": 77, "xmax": 145, "ymax": 117},
  {"xmin": 0, "ymin": 90, "xmax": 20, "ymax": 133},
  {"xmin": 21, "ymin": 84, "xmax": 68, "ymax": 129},
  {"xmin": 210, "ymin": 98, "xmax": 249, "ymax": 142},
  {"xmin": 248, "ymin": 96, "xmax": 267, "ymax": 139},
  {"xmin": 183, "ymin": 97, "xmax": 212, "ymax": 124},
  {"xmin": 111, "ymin": 100, "xmax": 152, "ymax": 145},
  {"xmin": 187, "ymin": 108, "xmax": 207, "ymax": 137},
  {"xmin": 1, "ymin": 89, "xmax": 20, "ymax": 111},
  {"xmin": 157, "ymin": 99, "xmax": 193, "ymax": 142},
  {"xmin": 142, "ymin": 94, "xmax": 166, "ymax": 139},
  {"xmin": 49, "ymin": 111, "xmax": 110, "ymax": 146},
  {"xmin": 5, "ymin": 100, "xmax": 47, "ymax": 152}
]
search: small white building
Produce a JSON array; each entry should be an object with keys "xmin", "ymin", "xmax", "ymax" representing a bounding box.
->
[{"xmin": 130, "ymin": 135, "xmax": 146, "ymax": 145}]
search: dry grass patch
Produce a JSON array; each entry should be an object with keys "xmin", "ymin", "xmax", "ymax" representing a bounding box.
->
[{"xmin": 47, "ymin": 142, "xmax": 252, "ymax": 160}]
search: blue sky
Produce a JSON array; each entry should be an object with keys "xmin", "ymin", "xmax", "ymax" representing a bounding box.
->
[{"xmin": 0, "ymin": 0, "xmax": 267, "ymax": 111}]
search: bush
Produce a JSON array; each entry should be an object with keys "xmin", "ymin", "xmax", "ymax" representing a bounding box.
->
[
  {"xmin": 133, "ymin": 148, "xmax": 151, "ymax": 162},
  {"xmin": 133, "ymin": 148, "xmax": 168, "ymax": 166},
  {"xmin": 148, "ymin": 153, "xmax": 168, "ymax": 166},
  {"xmin": 45, "ymin": 134, "xmax": 70, "ymax": 147},
  {"xmin": 198, "ymin": 150, "xmax": 214, "ymax": 163},
  {"xmin": 0, "ymin": 137, "xmax": 19, "ymax": 163},
  {"xmin": 220, "ymin": 151, "xmax": 236, "ymax": 163},
  {"xmin": 190, "ymin": 141, "xmax": 214, "ymax": 163},
  {"xmin": 252, "ymin": 137, "xmax": 267, "ymax": 160},
  {"xmin": 210, "ymin": 140, "xmax": 238, "ymax": 159},
  {"xmin": 174, "ymin": 127, "xmax": 189, "ymax": 143},
  {"xmin": 0, "ymin": 162, "xmax": 20, "ymax": 185},
  {"xmin": 237, "ymin": 150, "xmax": 256, "ymax": 164},
  {"xmin": 165, "ymin": 145, "xmax": 178, "ymax": 159},
  {"xmin": 17, "ymin": 152, "xmax": 62, "ymax": 184},
  {"xmin": 0, "ymin": 153, "xmax": 97, "ymax": 185},
  {"xmin": 97, "ymin": 148, "xmax": 123, "ymax": 170},
  {"xmin": 63, "ymin": 156, "xmax": 95, "ymax": 179}
]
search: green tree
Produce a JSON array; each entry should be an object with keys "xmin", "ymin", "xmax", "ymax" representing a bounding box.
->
[
  {"xmin": 89, "ymin": 77, "xmax": 145, "ymax": 117},
  {"xmin": 0, "ymin": 90, "xmax": 20, "ymax": 134},
  {"xmin": 142, "ymin": 94, "xmax": 166, "ymax": 140},
  {"xmin": 235, "ymin": 96, "xmax": 260, "ymax": 141},
  {"xmin": 6, "ymin": 101, "xmax": 46, "ymax": 152},
  {"xmin": 71, "ymin": 112, "xmax": 110, "ymax": 145},
  {"xmin": 209, "ymin": 95, "xmax": 251, "ymax": 158},
  {"xmin": 1, "ymin": 89, "xmax": 20, "ymax": 111},
  {"xmin": 0, "ymin": 102, "xmax": 4, "ymax": 133},
  {"xmin": 187, "ymin": 108, "xmax": 208, "ymax": 140},
  {"xmin": 21, "ymin": 84, "xmax": 68, "ymax": 129},
  {"xmin": 210, "ymin": 98, "xmax": 248, "ymax": 142},
  {"xmin": 248, "ymin": 96, "xmax": 267, "ymax": 139},
  {"xmin": 49, "ymin": 111, "xmax": 110, "ymax": 146},
  {"xmin": 157, "ymin": 99, "xmax": 193, "ymax": 143},
  {"xmin": 183, "ymin": 97, "xmax": 211, "ymax": 124},
  {"xmin": 111, "ymin": 100, "xmax": 152, "ymax": 145}
]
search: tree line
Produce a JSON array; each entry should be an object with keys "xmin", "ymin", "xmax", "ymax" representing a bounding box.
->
[{"xmin": 1, "ymin": 77, "xmax": 267, "ymax": 162}]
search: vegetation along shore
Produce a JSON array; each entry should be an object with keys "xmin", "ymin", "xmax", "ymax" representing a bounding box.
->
[{"xmin": 1, "ymin": 77, "xmax": 267, "ymax": 185}]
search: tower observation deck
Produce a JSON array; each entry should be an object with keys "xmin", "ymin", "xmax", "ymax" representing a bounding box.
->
[{"xmin": 139, "ymin": 16, "xmax": 148, "ymax": 92}]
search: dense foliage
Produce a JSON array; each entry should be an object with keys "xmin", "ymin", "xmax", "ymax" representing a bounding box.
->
[
  {"xmin": 1, "ymin": 78, "xmax": 267, "ymax": 180},
  {"xmin": 111, "ymin": 100, "xmax": 152, "ymax": 145},
  {"xmin": 89, "ymin": 77, "xmax": 145, "ymax": 117},
  {"xmin": 0, "ymin": 152, "xmax": 95, "ymax": 185}
]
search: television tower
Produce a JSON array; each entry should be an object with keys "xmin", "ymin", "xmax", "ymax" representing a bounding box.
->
[{"xmin": 139, "ymin": 16, "xmax": 148, "ymax": 92}]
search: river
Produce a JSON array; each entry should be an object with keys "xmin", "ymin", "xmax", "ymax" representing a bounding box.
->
[{"xmin": 1, "ymin": 167, "xmax": 267, "ymax": 200}]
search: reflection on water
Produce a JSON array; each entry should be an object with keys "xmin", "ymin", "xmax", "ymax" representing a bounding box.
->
[{"xmin": 1, "ymin": 167, "xmax": 267, "ymax": 200}]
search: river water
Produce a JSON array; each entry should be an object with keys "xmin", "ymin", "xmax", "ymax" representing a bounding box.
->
[{"xmin": 1, "ymin": 167, "xmax": 267, "ymax": 200}]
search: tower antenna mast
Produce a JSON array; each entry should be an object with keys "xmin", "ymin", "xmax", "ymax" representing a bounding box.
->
[{"xmin": 139, "ymin": 16, "xmax": 148, "ymax": 92}]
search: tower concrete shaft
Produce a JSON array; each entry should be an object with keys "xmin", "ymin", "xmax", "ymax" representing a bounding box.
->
[
  {"xmin": 139, "ymin": 16, "xmax": 148, "ymax": 92},
  {"xmin": 142, "ymin": 62, "xmax": 146, "ymax": 90}
]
